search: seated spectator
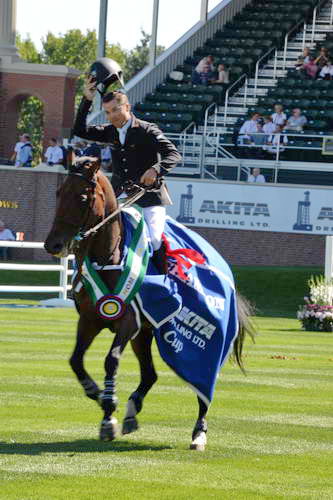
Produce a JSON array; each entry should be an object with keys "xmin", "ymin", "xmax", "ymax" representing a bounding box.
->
[
  {"xmin": 271, "ymin": 104, "xmax": 287, "ymax": 126},
  {"xmin": 265, "ymin": 125, "xmax": 288, "ymax": 155},
  {"xmin": 58, "ymin": 139, "xmax": 68, "ymax": 168},
  {"xmin": 294, "ymin": 47, "xmax": 311, "ymax": 71},
  {"xmin": 284, "ymin": 108, "xmax": 307, "ymax": 132},
  {"xmin": 10, "ymin": 134, "xmax": 24, "ymax": 166},
  {"xmin": 17, "ymin": 134, "xmax": 33, "ymax": 167},
  {"xmin": 314, "ymin": 47, "xmax": 329, "ymax": 73},
  {"xmin": 211, "ymin": 64, "xmax": 229, "ymax": 84},
  {"xmin": 303, "ymin": 56, "xmax": 318, "ymax": 79},
  {"xmin": 83, "ymin": 142, "xmax": 101, "ymax": 158},
  {"xmin": 263, "ymin": 116, "xmax": 276, "ymax": 135},
  {"xmin": 247, "ymin": 167, "xmax": 266, "ymax": 183},
  {"xmin": 192, "ymin": 55, "xmax": 215, "ymax": 85},
  {"xmin": 319, "ymin": 60, "xmax": 333, "ymax": 79},
  {"xmin": 0, "ymin": 220, "xmax": 15, "ymax": 260},
  {"xmin": 251, "ymin": 120, "xmax": 267, "ymax": 159},
  {"xmin": 238, "ymin": 113, "xmax": 261, "ymax": 145},
  {"xmin": 44, "ymin": 138, "xmax": 64, "ymax": 166}
]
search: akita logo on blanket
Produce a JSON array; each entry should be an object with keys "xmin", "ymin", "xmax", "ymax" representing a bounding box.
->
[{"xmin": 176, "ymin": 306, "xmax": 216, "ymax": 340}]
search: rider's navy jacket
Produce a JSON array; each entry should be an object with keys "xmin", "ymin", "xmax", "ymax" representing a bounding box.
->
[{"xmin": 72, "ymin": 97, "xmax": 182, "ymax": 207}]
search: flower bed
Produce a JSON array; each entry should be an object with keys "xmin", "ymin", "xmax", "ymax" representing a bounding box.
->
[{"xmin": 297, "ymin": 275, "xmax": 333, "ymax": 332}]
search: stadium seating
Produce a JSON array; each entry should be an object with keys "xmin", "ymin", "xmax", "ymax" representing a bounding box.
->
[{"xmin": 134, "ymin": 0, "xmax": 318, "ymax": 133}]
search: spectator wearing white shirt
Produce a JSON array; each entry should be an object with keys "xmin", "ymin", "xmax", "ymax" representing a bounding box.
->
[
  {"xmin": 271, "ymin": 104, "xmax": 287, "ymax": 126},
  {"xmin": 319, "ymin": 60, "xmax": 333, "ymax": 80},
  {"xmin": 266, "ymin": 125, "xmax": 288, "ymax": 155},
  {"xmin": 238, "ymin": 113, "xmax": 260, "ymax": 145},
  {"xmin": 11, "ymin": 134, "xmax": 25, "ymax": 166},
  {"xmin": 0, "ymin": 220, "xmax": 15, "ymax": 260},
  {"xmin": 17, "ymin": 134, "xmax": 33, "ymax": 167},
  {"xmin": 284, "ymin": 108, "xmax": 307, "ymax": 132},
  {"xmin": 192, "ymin": 55, "xmax": 215, "ymax": 85},
  {"xmin": 44, "ymin": 138, "xmax": 64, "ymax": 166},
  {"xmin": 263, "ymin": 116, "xmax": 276, "ymax": 135},
  {"xmin": 248, "ymin": 167, "xmax": 266, "ymax": 183}
]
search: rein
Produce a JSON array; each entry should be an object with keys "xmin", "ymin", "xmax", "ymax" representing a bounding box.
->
[{"xmin": 71, "ymin": 175, "xmax": 147, "ymax": 242}]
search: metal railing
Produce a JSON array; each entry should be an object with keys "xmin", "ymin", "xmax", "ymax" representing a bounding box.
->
[
  {"xmin": 224, "ymin": 74, "xmax": 248, "ymax": 126},
  {"xmin": 253, "ymin": 47, "xmax": 277, "ymax": 98}
]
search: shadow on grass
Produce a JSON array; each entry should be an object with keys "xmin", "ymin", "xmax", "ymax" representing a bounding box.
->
[{"xmin": 0, "ymin": 439, "xmax": 172, "ymax": 455}]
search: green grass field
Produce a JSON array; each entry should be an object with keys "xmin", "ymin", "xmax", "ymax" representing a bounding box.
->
[{"xmin": 0, "ymin": 267, "xmax": 332, "ymax": 499}]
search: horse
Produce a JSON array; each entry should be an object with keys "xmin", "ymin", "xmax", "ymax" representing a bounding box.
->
[{"xmin": 44, "ymin": 156, "xmax": 253, "ymax": 451}]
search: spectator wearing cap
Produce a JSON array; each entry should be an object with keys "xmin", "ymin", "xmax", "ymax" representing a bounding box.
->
[
  {"xmin": 44, "ymin": 138, "xmax": 64, "ymax": 166},
  {"xmin": 17, "ymin": 134, "xmax": 33, "ymax": 167},
  {"xmin": 314, "ymin": 47, "xmax": 329, "ymax": 73},
  {"xmin": 0, "ymin": 220, "xmax": 15, "ymax": 260},
  {"xmin": 284, "ymin": 108, "xmax": 307, "ymax": 132}
]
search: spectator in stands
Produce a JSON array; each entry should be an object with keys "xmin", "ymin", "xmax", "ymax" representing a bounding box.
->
[
  {"xmin": 247, "ymin": 167, "xmax": 266, "ymax": 183},
  {"xmin": 251, "ymin": 120, "xmax": 267, "ymax": 159},
  {"xmin": 211, "ymin": 64, "xmax": 229, "ymax": 85},
  {"xmin": 303, "ymin": 55, "xmax": 318, "ymax": 79},
  {"xmin": 319, "ymin": 60, "xmax": 333, "ymax": 79},
  {"xmin": 265, "ymin": 125, "xmax": 288, "ymax": 155},
  {"xmin": 263, "ymin": 116, "xmax": 276, "ymax": 135},
  {"xmin": 17, "ymin": 134, "xmax": 33, "ymax": 167},
  {"xmin": 271, "ymin": 104, "xmax": 287, "ymax": 126},
  {"xmin": 44, "ymin": 138, "xmax": 64, "ymax": 166},
  {"xmin": 284, "ymin": 108, "xmax": 307, "ymax": 132},
  {"xmin": 314, "ymin": 47, "xmax": 329, "ymax": 74},
  {"xmin": 294, "ymin": 47, "xmax": 311, "ymax": 71},
  {"xmin": 192, "ymin": 55, "xmax": 215, "ymax": 85},
  {"xmin": 10, "ymin": 134, "xmax": 25, "ymax": 166},
  {"xmin": 238, "ymin": 112, "xmax": 260, "ymax": 145},
  {"xmin": 101, "ymin": 144, "xmax": 112, "ymax": 170},
  {"xmin": 0, "ymin": 219, "xmax": 15, "ymax": 260}
]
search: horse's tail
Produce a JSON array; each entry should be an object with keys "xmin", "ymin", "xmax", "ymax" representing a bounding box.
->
[{"xmin": 233, "ymin": 292, "xmax": 256, "ymax": 373}]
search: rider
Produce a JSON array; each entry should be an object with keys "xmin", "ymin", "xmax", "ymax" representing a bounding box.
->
[{"xmin": 72, "ymin": 59, "xmax": 182, "ymax": 273}]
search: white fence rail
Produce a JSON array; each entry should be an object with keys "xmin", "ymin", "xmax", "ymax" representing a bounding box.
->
[{"xmin": 0, "ymin": 241, "xmax": 74, "ymax": 300}]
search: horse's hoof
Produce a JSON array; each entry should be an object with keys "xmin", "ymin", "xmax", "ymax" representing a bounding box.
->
[
  {"xmin": 190, "ymin": 431, "xmax": 207, "ymax": 451},
  {"xmin": 99, "ymin": 417, "xmax": 119, "ymax": 441},
  {"xmin": 122, "ymin": 416, "xmax": 139, "ymax": 435}
]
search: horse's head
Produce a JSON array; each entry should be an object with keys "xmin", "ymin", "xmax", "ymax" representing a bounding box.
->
[{"xmin": 44, "ymin": 156, "xmax": 105, "ymax": 257}]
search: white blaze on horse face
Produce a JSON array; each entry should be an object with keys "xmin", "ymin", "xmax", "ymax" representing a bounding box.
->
[{"xmin": 111, "ymin": 346, "xmax": 121, "ymax": 359}]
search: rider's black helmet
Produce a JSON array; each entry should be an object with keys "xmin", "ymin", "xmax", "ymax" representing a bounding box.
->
[{"xmin": 88, "ymin": 57, "xmax": 124, "ymax": 96}]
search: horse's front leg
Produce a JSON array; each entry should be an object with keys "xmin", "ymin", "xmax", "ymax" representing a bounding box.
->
[
  {"xmin": 99, "ymin": 319, "xmax": 136, "ymax": 441},
  {"xmin": 122, "ymin": 325, "xmax": 157, "ymax": 435},
  {"xmin": 69, "ymin": 316, "xmax": 102, "ymax": 403},
  {"xmin": 190, "ymin": 396, "xmax": 208, "ymax": 451}
]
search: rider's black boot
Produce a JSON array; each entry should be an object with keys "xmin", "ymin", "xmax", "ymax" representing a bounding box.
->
[{"xmin": 151, "ymin": 241, "xmax": 168, "ymax": 275}]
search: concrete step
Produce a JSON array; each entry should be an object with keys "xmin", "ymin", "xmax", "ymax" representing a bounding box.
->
[
  {"xmin": 237, "ymin": 87, "xmax": 268, "ymax": 96},
  {"xmin": 229, "ymin": 97, "xmax": 258, "ymax": 106},
  {"xmin": 258, "ymin": 69, "xmax": 287, "ymax": 77},
  {"xmin": 248, "ymin": 78, "xmax": 277, "ymax": 86},
  {"xmin": 216, "ymin": 106, "xmax": 248, "ymax": 114},
  {"xmin": 208, "ymin": 116, "xmax": 238, "ymax": 125}
]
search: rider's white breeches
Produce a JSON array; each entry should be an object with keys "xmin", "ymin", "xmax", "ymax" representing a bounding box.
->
[{"xmin": 143, "ymin": 205, "xmax": 166, "ymax": 251}]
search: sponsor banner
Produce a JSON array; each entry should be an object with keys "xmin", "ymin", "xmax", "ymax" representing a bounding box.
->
[{"xmin": 166, "ymin": 179, "xmax": 333, "ymax": 235}]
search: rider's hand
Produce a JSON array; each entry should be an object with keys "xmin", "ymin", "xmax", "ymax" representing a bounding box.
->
[
  {"xmin": 140, "ymin": 167, "xmax": 157, "ymax": 186},
  {"xmin": 83, "ymin": 75, "xmax": 97, "ymax": 101}
]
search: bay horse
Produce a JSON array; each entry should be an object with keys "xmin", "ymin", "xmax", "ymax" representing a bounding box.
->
[{"xmin": 44, "ymin": 156, "xmax": 253, "ymax": 451}]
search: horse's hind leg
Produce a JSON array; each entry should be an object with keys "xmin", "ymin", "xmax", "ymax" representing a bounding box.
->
[
  {"xmin": 69, "ymin": 317, "xmax": 102, "ymax": 404},
  {"xmin": 190, "ymin": 396, "xmax": 208, "ymax": 451},
  {"xmin": 122, "ymin": 326, "xmax": 157, "ymax": 435}
]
